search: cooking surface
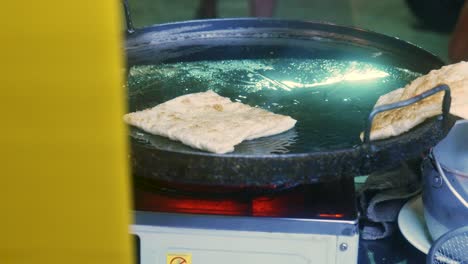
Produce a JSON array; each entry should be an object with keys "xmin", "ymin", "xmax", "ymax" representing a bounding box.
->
[
  {"xmin": 125, "ymin": 19, "xmax": 450, "ymax": 185},
  {"xmin": 128, "ymin": 58, "xmax": 420, "ymax": 155}
]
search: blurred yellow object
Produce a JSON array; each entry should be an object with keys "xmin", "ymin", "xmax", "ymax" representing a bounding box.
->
[{"xmin": 0, "ymin": 1, "xmax": 132, "ymax": 264}]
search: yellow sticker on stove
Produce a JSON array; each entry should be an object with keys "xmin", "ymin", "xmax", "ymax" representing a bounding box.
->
[{"xmin": 167, "ymin": 253, "xmax": 192, "ymax": 264}]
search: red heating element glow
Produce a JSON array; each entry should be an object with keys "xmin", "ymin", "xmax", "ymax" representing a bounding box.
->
[{"xmin": 134, "ymin": 187, "xmax": 351, "ymax": 220}]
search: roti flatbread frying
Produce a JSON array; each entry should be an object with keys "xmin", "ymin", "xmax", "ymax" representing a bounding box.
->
[
  {"xmin": 366, "ymin": 61, "xmax": 468, "ymax": 141},
  {"xmin": 124, "ymin": 90, "xmax": 297, "ymax": 154}
]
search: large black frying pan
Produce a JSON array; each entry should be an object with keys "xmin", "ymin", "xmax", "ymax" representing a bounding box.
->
[{"xmin": 124, "ymin": 17, "xmax": 454, "ymax": 188}]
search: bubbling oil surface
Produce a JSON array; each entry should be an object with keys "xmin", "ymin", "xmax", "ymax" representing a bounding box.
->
[{"xmin": 127, "ymin": 59, "xmax": 421, "ymax": 155}]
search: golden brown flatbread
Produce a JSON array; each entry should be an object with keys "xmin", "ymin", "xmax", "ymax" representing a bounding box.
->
[
  {"xmin": 124, "ymin": 90, "xmax": 297, "ymax": 154},
  {"xmin": 366, "ymin": 61, "xmax": 468, "ymax": 141}
]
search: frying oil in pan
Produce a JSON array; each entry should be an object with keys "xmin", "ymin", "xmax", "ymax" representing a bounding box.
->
[{"xmin": 127, "ymin": 59, "xmax": 421, "ymax": 155}]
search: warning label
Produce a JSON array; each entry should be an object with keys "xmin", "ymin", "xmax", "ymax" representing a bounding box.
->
[{"xmin": 166, "ymin": 253, "xmax": 192, "ymax": 264}]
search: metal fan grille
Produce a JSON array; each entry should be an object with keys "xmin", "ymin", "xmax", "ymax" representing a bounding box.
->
[{"xmin": 428, "ymin": 226, "xmax": 468, "ymax": 264}]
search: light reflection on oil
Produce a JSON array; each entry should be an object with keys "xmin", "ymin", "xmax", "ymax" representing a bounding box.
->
[{"xmin": 280, "ymin": 65, "xmax": 389, "ymax": 90}]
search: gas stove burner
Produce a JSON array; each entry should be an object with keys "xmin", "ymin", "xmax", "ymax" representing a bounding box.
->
[
  {"xmin": 131, "ymin": 178, "xmax": 359, "ymax": 264},
  {"xmin": 132, "ymin": 177, "xmax": 359, "ymax": 263}
]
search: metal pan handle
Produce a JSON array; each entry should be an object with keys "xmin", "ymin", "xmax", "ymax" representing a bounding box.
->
[
  {"xmin": 363, "ymin": 84, "xmax": 451, "ymax": 144},
  {"xmin": 123, "ymin": 0, "xmax": 135, "ymax": 34}
]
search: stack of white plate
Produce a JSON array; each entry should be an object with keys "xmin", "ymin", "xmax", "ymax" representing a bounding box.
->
[{"xmin": 398, "ymin": 195, "xmax": 432, "ymax": 254}]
